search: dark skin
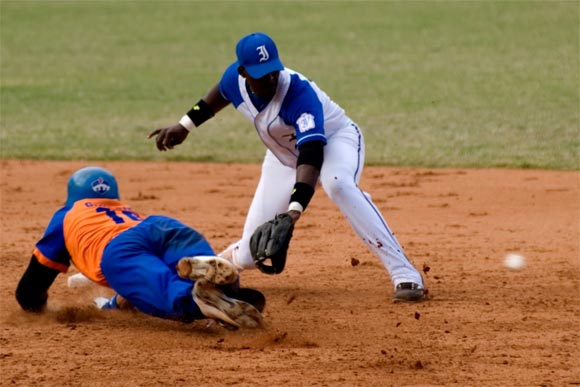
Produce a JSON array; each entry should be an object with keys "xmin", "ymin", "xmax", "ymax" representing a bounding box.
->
[{"xmin": 148, "ymin": 67, "xmax": 320, "ymax": 223}]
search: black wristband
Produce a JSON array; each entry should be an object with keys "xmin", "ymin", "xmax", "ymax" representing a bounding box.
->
[
  {"xmin": 186, "ymin": 99, "xmax": 214, "ymax": 127},
  {"xmin": 289, "ymin": 182, "xmax": 315, "ymax": 211}
]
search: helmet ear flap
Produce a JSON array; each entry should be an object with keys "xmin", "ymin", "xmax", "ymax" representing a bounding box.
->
[{"xmin": 66, "ymin": 167, "xmax": 120, "ymax": 206}]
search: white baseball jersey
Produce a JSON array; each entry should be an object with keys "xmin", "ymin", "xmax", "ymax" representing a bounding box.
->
[{"xmin": 219, "ymin": 66, "xmax": 350, "ymax": 167}]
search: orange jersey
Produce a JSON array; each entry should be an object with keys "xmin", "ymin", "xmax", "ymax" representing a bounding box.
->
[{"xmin": 33, "ymin": 199, "xmax": 144, "ymax": 286}]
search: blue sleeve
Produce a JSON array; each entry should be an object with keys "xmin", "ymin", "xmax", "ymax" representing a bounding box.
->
[
  {"xmin": 35, "ymin": 207, "xmax": 71, "ymax": 268},
  {"xmin": 280, "ymin": 74, "xmax": 326, "ymax": 147},
  {"xmin": 218, "ymin": 62, "xmax": 244, "ymax": 108}
]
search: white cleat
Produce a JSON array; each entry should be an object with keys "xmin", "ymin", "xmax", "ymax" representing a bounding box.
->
[
  {"xmin": 67, "ymin": 272, "xmax": 92, "ymax": 288},
  {"xmin": 193, "ymin": 279, "xmax": 263, "ymax": 329},
  {"xmin": 393, "ymin": 282, "xmax": 426, "ymax": 303},
  {"xmin": 218, "ymin": 243, "xmax": 245, "ymax": 272},
  {"xmin": 176, "ymin": 256, "xmax": 238, "ymax": 285}
]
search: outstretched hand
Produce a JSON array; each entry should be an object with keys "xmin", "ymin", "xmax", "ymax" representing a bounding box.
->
[{"xmin": 148, "ymin": 124, "xmax": 189, "ymax": 151}]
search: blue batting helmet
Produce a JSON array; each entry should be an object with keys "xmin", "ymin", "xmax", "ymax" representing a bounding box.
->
[{"xmin": 66, "ymin": 166, "xmax": 120, "ymax": 206}]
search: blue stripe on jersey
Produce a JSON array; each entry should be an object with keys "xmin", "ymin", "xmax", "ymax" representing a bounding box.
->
[{"xmin": 35, "ymin": 207, "xmax": 72, "ymax": 267}]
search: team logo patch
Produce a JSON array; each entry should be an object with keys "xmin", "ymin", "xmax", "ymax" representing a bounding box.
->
[
  {"xmin": 256, "ymin": 45, "xmax": 269, "ymax": 62},
  {"xmin": 297, "ymin": 113, "xmax": 315, "ymax": 133},
  {"xmin": 91, "ymin": 177, "xmax": 111, "ymax": 195}
]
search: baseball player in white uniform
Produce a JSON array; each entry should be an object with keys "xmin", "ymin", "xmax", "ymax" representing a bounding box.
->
[{"xmin": 149, "ymin": 32, "xmax": 426, "ymax": 302}]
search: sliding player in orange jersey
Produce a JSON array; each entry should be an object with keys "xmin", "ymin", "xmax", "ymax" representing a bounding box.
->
[{"xmin": 15, "ymin": 166, "xmax": 264, "ymax": 329}]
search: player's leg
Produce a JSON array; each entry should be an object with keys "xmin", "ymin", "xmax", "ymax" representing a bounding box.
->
[
  {"xmin": 220, "ymin": 150, "xmax": 296, "ymax": 269},
  {"xmin": 101, "ymin": 216, "xmax": 263, "ymax": 325},
  {"xmin": 320, "ymin": 124, "xmax": 425, "ymax": 299},
  {"xmin": 152, "ymin": 216, "xmax": 265, "ymax": 326},
  {"xmin": 101, "ymin": 239, "xmax": 202, "ymax": 321}
]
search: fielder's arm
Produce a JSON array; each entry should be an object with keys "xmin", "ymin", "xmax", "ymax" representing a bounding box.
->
[
  {"xmin": 287, "ymin": 140, "xmax": 324, "ymax": 222},
  {"xmin": 148, "ymin": 84, "xmax": 230, "ymax": 151}
]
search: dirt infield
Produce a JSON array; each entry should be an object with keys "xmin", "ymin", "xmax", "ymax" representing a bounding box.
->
[{"xmin": 1, "ymin": 160, "xmax": 578, "ymax": 387}]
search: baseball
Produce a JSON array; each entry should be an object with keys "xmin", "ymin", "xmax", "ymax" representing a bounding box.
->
[{"xmin": 504, "ymin": 253, "xmax": 526, "ymax": 270}]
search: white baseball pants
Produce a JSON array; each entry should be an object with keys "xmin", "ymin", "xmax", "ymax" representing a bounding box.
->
[{"xmin": 225, "ymin": 123, "xmax": 424, "ymax": 289}]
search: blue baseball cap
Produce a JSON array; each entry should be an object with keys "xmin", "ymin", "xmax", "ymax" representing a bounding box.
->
[{"xmin": 236, "ymin": 32, "xmax": 284, "ymax": 79}]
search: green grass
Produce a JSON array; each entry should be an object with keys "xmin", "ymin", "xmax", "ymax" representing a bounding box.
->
[{"xmin": 1, "ymin": 1, "xmax": 578, "ymax": 169}]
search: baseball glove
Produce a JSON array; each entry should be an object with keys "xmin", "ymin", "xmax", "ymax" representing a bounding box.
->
[{"xmin": 250, "ymin": 213, "xmax": 294, "ymax": 275}]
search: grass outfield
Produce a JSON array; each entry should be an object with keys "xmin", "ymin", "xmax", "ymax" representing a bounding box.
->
[{"xmin": 1, "ymin": 1, "xmax": 578, "ymax": 169}]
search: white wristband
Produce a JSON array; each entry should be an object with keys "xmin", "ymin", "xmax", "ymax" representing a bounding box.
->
[
  {"xmin": 178, "ymin": 115, "xmax": 195, "ymax": 132},
  {"xmin": 288, "ymin": 201, "xmax": 304, "ymax": 213}
]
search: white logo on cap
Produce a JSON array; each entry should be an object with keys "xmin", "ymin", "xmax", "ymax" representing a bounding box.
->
[
  {"xmin": 91, "ymin": 177, "xmax": 111, "ymax": 194},
  {"xmin": 256, "ymin": 45, "xmax": 269, "ymax": 62}
]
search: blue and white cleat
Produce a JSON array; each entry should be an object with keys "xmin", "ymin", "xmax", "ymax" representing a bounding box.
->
[
  {"xmin": 94, "ymin": 294, "xmax": 131, "ymax": 310},
  {"xmin": 94, "ymin": 294, "xmax": 120, "ymax": 309}
]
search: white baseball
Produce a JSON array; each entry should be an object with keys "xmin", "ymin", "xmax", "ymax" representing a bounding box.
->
[{"xmin": 504, "ymin": 253, "xmax": 526, "ymax": 270}]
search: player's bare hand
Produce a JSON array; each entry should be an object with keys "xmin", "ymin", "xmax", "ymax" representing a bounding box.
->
[{"xmin": 148, "ymin": 124, "xmax": 189, "ymax": 151}]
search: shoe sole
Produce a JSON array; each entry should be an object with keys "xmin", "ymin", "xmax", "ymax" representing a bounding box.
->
[
  {"xmin": 176, "ymin": 256, "xmax": 238, "ymax": 285},
  {"xmin": 234, "ymin": 288, "xmax": 266, "ymax": 313},
  {"xmin": 193, "ymin": 279, "xmax": 263, "ymax": 329},
  {"xmin": 393, "ymin": 289, "xmax": 426, "ymax": 303}
]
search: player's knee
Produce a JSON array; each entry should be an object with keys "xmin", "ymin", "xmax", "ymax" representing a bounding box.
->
[{"xmin": 320, "ymin": 175, "xmax": 355, "ymax": 201}]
